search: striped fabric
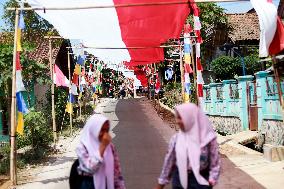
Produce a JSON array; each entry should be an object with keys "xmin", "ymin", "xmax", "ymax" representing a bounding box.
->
[{"xmin": 16, "ymin": 10, "xmax": 28, "ymax": 135}]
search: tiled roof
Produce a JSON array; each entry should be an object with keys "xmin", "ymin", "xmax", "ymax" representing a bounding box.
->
[
  {"xmin": 227, "ymin": 12, "xmax": 259, "ymax": 43},
  {"xmin": 0, "ymin": 32, "xmax": 61, "ymax": 64},
  {"xmin": 27, "ymin": 40, "xmax": 61, "ymax": 64}
]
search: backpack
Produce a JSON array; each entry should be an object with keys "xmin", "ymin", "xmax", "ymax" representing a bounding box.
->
[{"xmin": 69, "ymin": 159, "xmax": 84, "ymax": 189}]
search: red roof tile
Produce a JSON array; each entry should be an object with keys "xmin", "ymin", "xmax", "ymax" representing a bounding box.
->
[{"xmin": 227, "ymin": 12, "xmax": 260, "ymax": 42}]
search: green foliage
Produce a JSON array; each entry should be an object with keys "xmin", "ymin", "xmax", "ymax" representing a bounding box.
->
[
  {"xmin": 161, "ymin": 83, "xmax": 183, "ymax": 109},
  {"xmin": 44, "ymin": 87, "xmax": 68, "ymax": 131},
  {"xmin": 187, "ymin": 3, "xmax": 227, "ymax": 39},
  {"xmin": 2, "ymin": 0, "xmax": 54, "ymax": 40},
  {"xmin": 211, "ymin": 56, "xmax": 241, "ymax": 81},
  {"xmin": 18, "ymin": 110, "xmax": 52, "ymax": 150},
  {"xmin": 0, "ymin": 44, "xmax": 50, "ymax": 88},
  {"xmin": 211, "ymin": 54, "xmax": 262, "ymax": 81},
  {"xmin": 244, "ymin": 54, "xmax": 263, "ymax": 75},
  {"xmin": 0, "ymin": 144, "xmax": 10, "ymax": 174},
  {"xmin": 0, "ymin": 111, "xmax": 52, "ymax": 174}
]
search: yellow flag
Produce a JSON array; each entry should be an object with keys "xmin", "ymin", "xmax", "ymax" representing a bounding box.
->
[
  {"xmin": 17, "ymin": 112, "xmax": 24, "ymax": 135},
  {"xmin": 78, "ymin": 92, "xmax": 82, "ymax": 100},
  {"xmin": 66, "ymin": 103, "xmax": 73, "ymax": 114},
  {"xmin": 184, "ymin": 93, "xmax": 190, "ymax": 103},
  {"xmin": 75, "ymin": 64, "xmax": 81, "ymax": 75},
  {"xmin": 16, "ymin": 29, "xmax": 22, "ymax": 52},
  {"xmin": 184, "ymin": 54, "xmax": 191, "ymax": 64}
]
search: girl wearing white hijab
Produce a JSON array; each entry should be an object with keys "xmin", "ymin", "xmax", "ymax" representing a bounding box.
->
[
  {"xmin": 155, "ymin": 103, "xmax": 220, "ymax": 189},
  {"xmin": 76, "ymin": 114, "xmax": 126, "ymax": 189}
]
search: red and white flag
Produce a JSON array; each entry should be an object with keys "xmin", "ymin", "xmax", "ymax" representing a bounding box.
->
[
  {"xmin": 155, "ymin": 72, "xmax": 161, "ymax": 93},
  {"xmin": 27, "ymin": 0, "xmax": 189, "ymax": 64},
  {"xmin": 250, "ymin": 0, "xmax": 283, "ymax": 57}
]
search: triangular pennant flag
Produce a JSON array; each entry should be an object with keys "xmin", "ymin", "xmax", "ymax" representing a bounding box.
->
[{"xmin": 54, "ymin": 64, "xmax": 70, "ymax": 87}]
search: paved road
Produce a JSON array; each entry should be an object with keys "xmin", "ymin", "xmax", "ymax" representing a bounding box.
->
[
  {"xmin": 15, "ymin": 98, "xmax": 173, "ymax": 189},
  {"xmin": 15, "ymin": 98, "xmax": 276, "ymax": 189},
  {"xmin": 112, "ymin": 98, "xmax": 173, "ymax": 189}
]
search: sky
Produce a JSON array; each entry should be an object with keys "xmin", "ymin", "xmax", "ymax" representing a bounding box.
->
[
  {"xmin": 0, "ymin": 0, "xmax": 281, "ymax": 31},
  {"xmin": 218, "ymin": 0, "xmax": 280, "ymax": 13},
  {"xmin": 0, "ymin": 0, "xmax": 7, "ymax": 30}
]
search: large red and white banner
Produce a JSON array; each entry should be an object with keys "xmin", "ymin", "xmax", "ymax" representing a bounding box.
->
[
  {"xmin": 27, "ymin": 0, "xmax": 189, "ymax": 64},
  {"xmin": 250, "ymin": 0, "xmax": 284, "ymax": 57}
]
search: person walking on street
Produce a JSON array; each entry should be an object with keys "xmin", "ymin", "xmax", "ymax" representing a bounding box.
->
[
  {"xmin": 72, "ymin": 114, "xmax": 126, "ymax": 189},
  {"xmin": 155, "ymin": 103, "xmax": 220, "ymax": 189}
]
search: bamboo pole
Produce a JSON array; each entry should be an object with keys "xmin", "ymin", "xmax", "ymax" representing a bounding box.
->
[
  {"xmin": 66, "ymin": 44, "xmax": 184, "ymax": 49},
  {"xmin": 10, "ymin": 9, "xmax": 19, "ymax": 186},
  {"xmin": 174, "ymin": 65, "xmax": 177, "ymax": 87},
  {"xmin": 179, "ymin": 45, "xmax": 185, "ymax": 102},
  {"xmin": 7, "ymin": 0, "xmax": 250, "ymax": 11},
  {"xmin": 191, "ymin": 43, "xmax": 198, "ymax": 106},
  {"xmin": 79, "ymin": 76, "xmax": 82, "ymax": 118},
  {"xmin": 154, "ymin": 64, "xmax": 157, "ymax": 106},
  {"xmin": 49, "ymin": 39, "xmax": 57, "ymax": 144},
  {"xmin": 68, "ymin": 51, "xmax": 73, "ymax": 135},
  {"xmin": 60, "ymin": 111, "xmax": 66, "ymax": 135}
]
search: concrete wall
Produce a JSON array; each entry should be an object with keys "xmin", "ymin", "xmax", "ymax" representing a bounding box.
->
[
  {"xmin": 259, "ymin": 120, "xmax": 284, "ymax": 146},
  {"xmin": 208, "ymin": 115, "xmax": 242, "ymax": 135},
  {"xmin": 203, "ymin": 71, "xmax": 283, "ymax": 147}
]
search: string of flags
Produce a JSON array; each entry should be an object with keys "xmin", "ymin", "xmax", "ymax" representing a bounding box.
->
[
  {"xmin": 183, "ymin": 24, "xmax": 193, "ymax": 103},
  {"xmin": 16, "ymin": 9, "xmax": 29, "ymax": 135},
  {"xmin": 192, "ymin": 1, "xmax": 205, "ymax": 105},
  {"xmin": 64, "ymin": 53, "xmax": 107, "ymax": 114}
]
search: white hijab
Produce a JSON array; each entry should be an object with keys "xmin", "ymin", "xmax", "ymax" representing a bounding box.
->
[
  {"xmin": 175, "ymin": 103, "xmax": 216, "ymax": 188},
  {"xmin": 80, "ymin": 114, "xmax": 114, "ymax": 189}
]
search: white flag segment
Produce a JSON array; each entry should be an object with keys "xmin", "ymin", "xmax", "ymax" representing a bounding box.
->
[
  {"xmin": 16, "ymin": 71, "xmax": 26, "ymax": 93},
  {"xmin": 250, "ymin": 0, "xmax": 277, "ymax": 57},
  {"xmin": 27, "ymin": 0, "xmax": 131, "ymax": 62},
  {"xmin": 196, "ymin": 70, "xmax": 204, "ymax": 84}
]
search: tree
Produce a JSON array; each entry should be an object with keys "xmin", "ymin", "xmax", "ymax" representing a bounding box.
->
[
  {"xmin": 187, "ymin": 3, "xmax": 227, "ymax": 39},
  {"xmin": 210, "ymin": 56, "xmax": 241, "ymax": 81},
  {"xmin": 2, "ymin": 0, "xmax": 55, "ymax": 42},
  {"xmin": 211, "ymin": 54, "xmax": 264, "ymax": 81}
]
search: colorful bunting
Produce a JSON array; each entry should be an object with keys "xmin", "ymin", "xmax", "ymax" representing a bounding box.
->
[
  {"xmin": 183, "ymin": 24, "xmax": 193, "ymax": 102},
  {"xmin": 16, "ymin": 10, "xmax": 28, "ymax": 135},
  {"xmin": 191, "ymin": 1, "xmax": 204, "ymax": 103}
]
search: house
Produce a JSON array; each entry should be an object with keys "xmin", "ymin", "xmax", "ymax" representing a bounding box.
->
[
  {"xmin": 203, "ymin": 11, "xmax": 260, "ymax": 70},
  {"xmin": 0, "ymin": 34, "xmax": 74, "ymax": 142}
]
